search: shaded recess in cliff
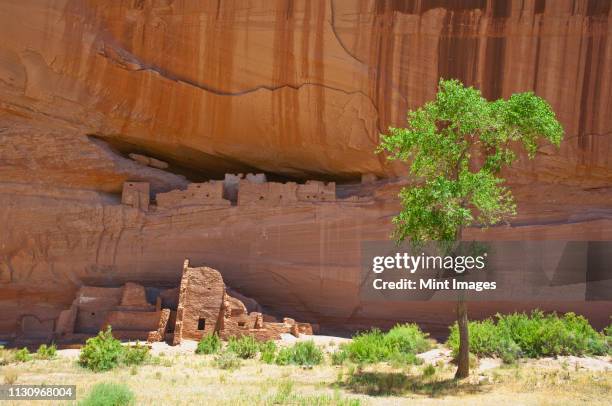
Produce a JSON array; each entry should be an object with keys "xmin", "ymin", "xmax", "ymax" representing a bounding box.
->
[{"xmin": 89, "ymin": 134, "xmax": 361, "ymax": 184}]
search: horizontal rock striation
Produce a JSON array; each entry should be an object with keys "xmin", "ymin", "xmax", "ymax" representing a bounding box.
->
[
  {"xmin": 1, "ymin": 176, "xmax": 611, "ymax": 340},
  {"xmin": 0, "ymin": 0, "xmax": 610, "ymax": 184}
]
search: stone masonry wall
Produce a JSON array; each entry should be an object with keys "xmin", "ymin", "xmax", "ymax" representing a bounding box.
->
[{"xmin": 156, "ymin": 181, "xmax": 229, "ymax": 208}]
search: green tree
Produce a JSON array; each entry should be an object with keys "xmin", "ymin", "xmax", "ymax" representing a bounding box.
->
[{"xmin": 377, "ymin": 79, "xmax": 563, "ymax": 378}]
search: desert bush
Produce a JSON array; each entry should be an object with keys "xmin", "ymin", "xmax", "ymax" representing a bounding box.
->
[
  {"xmin": 0, "ymin": 346, "xmax": 19, "ymax": 366},
  {"xmin": 36, "ymin": 343, "xmax": 57, "ymax": 360},
  {"xmin": 275, "ymin": 341, "xmax": 323, "ymax": 366},
  {"xmin": 448, "ymin": 318, "xmax": 521, "ymax": 363},
  {"xmin": 422, "ymin": 363, "xmax": 436, "ymax": 378},
  {"xmin": 337, "ymin": 323, "xmax": 431, "ymax": 364},
  {"xmin": 259, "ymin": 340, "xmax": 277, "ymax": 364},
  {"xmin": 342, "ymin": 329, "xmax": 389, "ymax": 363},
  {"xmin": 120, "ymin": 342, "xmax": 150, "ymax": 366},
  {"xmin": 79, "ymin": 327, "xmax": 124, "ymax": 372},
  {"xmin": 331, "ymin": 349, "xmax": 349, "ymax": 365},
  {"xmin": 227, "ymin": 335, "xmax": 259, "ymax": 359},
  {"xmin": 80, "ymin": 382, "xmax": 134, "ymax": 406},
  {"xmin": 214, "ymin": 351, "xmax": 242, "ymax": 370},
  {"xmin": 388, "ymin": 351, "xmax": 420, "ymax": 367},
  {"xmin": 195, "ymin": 334, "xmax": 221, "ymax": 355},
  {"xmin": 14, "ymin": 348, "xmax": 31, "ymax": 362},
  {"xmin": 0, "ymin": 345, "xmax": 11, "ymax": 365},
  {"xmin": 447, "ymin": 311, "xmax": 609, "ymax": 362},
  {"xmin": 385, "ymin": 323, "xmax": 431, "ymax": 354}
]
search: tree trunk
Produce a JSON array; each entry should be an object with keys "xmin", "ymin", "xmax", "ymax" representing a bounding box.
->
[{"xmin": 454, "ymin": 295, "xmax": 469, "ymax": 379}]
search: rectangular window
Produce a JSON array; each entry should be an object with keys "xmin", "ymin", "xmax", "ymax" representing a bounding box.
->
[{"xmin": 197, "ymin": 318, "xmax": 205, "ymax": 330}]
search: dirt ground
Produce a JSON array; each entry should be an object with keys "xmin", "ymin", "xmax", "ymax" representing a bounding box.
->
[{"xmin": 1, "ymin": 338, "xmax": 610, "ymax": 405}]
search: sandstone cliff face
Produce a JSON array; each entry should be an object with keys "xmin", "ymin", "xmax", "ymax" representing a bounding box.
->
[
  {"xmin": 0, "ymin": 1, "xmax": 611, "ymax": 339},
  {"xmin": 2, "ymin": 178, "xmax": 611, "ymax": 339},
  {"xmin": 0, "ymin": 0, "xmax": 611, "ymax": 184}
]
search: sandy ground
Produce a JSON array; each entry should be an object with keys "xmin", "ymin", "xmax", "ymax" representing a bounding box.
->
[
  {"xmin": 3, "ymin": 336, "xmax": 609, "ymax": 406},
  {"xmin": 56, "ymin": 334, "xmax": 611, "ymax": 374}
]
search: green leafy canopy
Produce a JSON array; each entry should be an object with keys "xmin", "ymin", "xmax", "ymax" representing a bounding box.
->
[{"xmin": 377, "ymin": 79, "xmax": 563, "ymax": 243}]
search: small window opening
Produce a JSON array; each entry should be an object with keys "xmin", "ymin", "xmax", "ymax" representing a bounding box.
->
[{"xmin": 197, "ymin": 318, "xmax": 206, "ymax": 330}]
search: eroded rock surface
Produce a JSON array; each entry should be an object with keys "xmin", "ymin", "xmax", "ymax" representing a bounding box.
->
[
  {"xmin": 2, "ymin": 176, "xmax": 611, "ymax": 340},
  {"xmin": 0, "ymin": 1, "xmax": 611, "ymax": 340},
  {"xmin": 0, "ymin": 0, "xmax": 610, "ymax": 183}
]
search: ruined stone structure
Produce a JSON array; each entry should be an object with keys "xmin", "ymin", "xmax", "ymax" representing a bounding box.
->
[
  {"xmin": 45, "ymin": 260, "xmax": 312, "ymax": 345},
  {"xmin": 173, "ymin": 260, "xmax": 313, "ymax": 344},
  {"xmin": 156, "ymin": 182, "xmax": 229, "ymax": 208},
  {"xmin": 121, "ymin": 182, "xmax": 150, "ymax": 211},
  {"xmin": 238, "ymin": 180, "xmax": 299, "ymax": 206},
  {"xmin": 122, "ymin": 175, "xmax": 337, "ymax": 210},
  {"xmin": 237, "ymin": 178, "xmax": 336, "ymax": 205},
  {"xmin": 53, "ymin": 282, "xmax": 170, "ymax": 343},
  {"xmin": 296, "ymin": 181, "xmax": 336, "ymax": 202}
]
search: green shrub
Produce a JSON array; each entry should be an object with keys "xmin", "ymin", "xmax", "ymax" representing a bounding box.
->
[
  {"xmin": 196, "ymin": 334, "xmax": 221, "ymax": 355},
  {"xmin": 343, "ymin": 329, "xmax": 390, "ymax": 363},
  {"xmin": 388, "ymin": 351, "xmax": 420, "ymax": 367},
  {"xmin": 447, "ymin": 317, "xmax": 521, "ymax": 363},
  {"xmin": 80, "ymin": 382, "xmax": 134, "ymax": 406},
  {"xmin": 385, "ymin": 323, "xmax": 431, "ymax": 354},
  {"xmin": 259, "ymin": 340, "xmax": 277, "ymax": 364},
  {"xmin": 339, "ymin": 323, "xmax": 431, "ymax": 364},
  {"xmin": 36, "ymin": 343, "xmax": 57, "ymax": 360},
  {"xmin": 14, "ymin": 348, "xmax": 31, "ymax": 362},
  {"xmin": 79, "ymin": 327, "xmax": 124, "ymax": 372},
  {"xmin": 447, "ymin": 311, "xmax": 609, "ymax": 362},
  {"xmin": 227, "ymin": 335, "xmax": 259, "ymax": 359},
  {"xmin": 120, "ymin": 342, "xmax": 149, "ymax": 366},
  {"xmin": 331, "ymin": 348, "xmax": 349, "ymax": 365},
  {"xmin": 275, "ymin": 341, "xmax": 323, "ymax": 366},
  {"xmin": 213, "ymin": 351, "xmax": 242, "ymax": 370},
  {"xmin": 422, "ymin": 363, "xmax": 436, "ymax": 378}
]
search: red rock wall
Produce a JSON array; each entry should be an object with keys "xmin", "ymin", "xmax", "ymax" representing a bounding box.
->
[
  {"xmin": 0, "ymin": 1, "xmax": 611, "ymax": 338},
  {"xmin": 0, "ymin": 0, "xmax": 610, "ymax": 185}
]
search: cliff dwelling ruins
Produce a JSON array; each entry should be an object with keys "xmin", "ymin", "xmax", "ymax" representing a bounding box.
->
[
  {"xmin": 121, "ymin": 172, "xmax": 358, "ymax": 212},
  {"xmin": 5, "ymin": 172, "xmax": 375, "ymax": 346},
  {"xmin": 46, "ymin": 259, "xmax": 313, "ymax": 346}
]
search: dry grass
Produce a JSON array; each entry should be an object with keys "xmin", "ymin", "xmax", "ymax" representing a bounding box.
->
[
  {"xmin": 0, "ymin": 351, "xmax": 610, "ymax": 405},
  {"xmin": 3, "ymin": 367, "xmax": 19, "ymax": 384}
]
